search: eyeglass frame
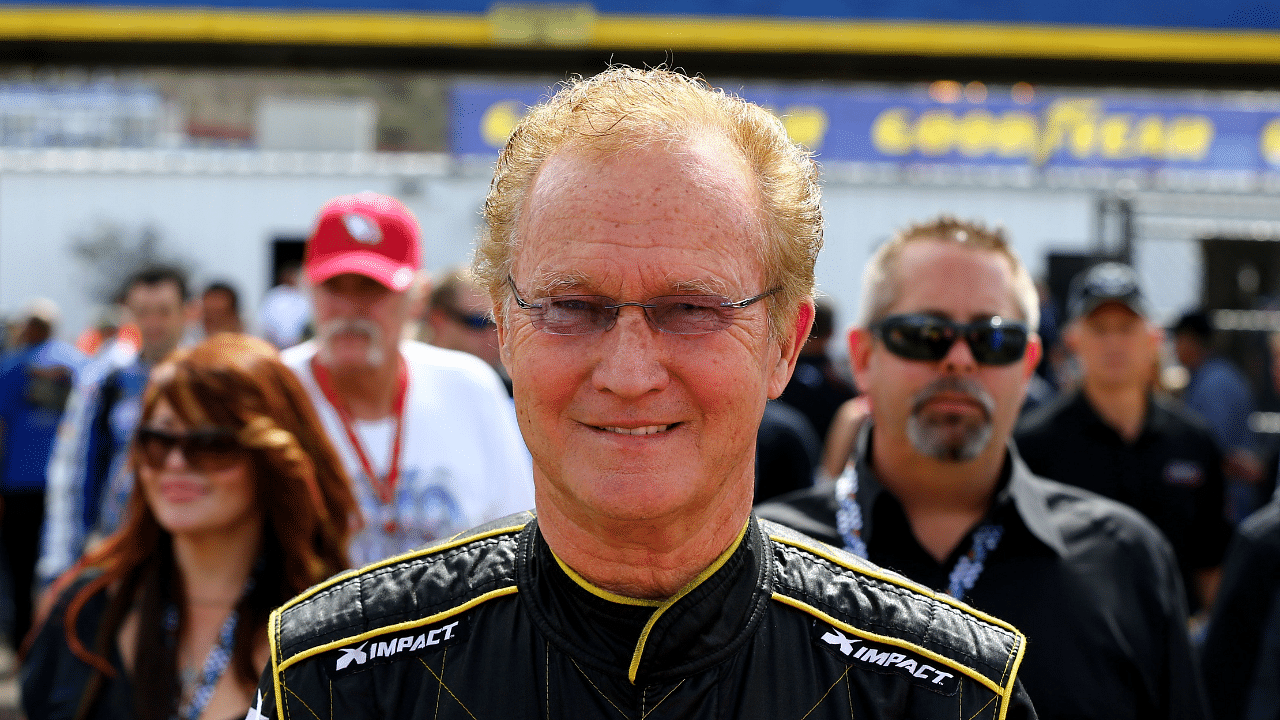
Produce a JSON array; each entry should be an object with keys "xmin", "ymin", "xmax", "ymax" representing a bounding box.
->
[{"xmin": 506, "ymin": 276, "xmax": 779, "ymax": 336}]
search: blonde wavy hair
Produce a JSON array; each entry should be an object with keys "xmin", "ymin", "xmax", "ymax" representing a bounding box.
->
[{"xmin": 474, "ymin": 65, "xmax": 823, "ymax": 340}]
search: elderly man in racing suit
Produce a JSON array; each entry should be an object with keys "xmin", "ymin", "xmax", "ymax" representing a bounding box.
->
[{"xmin": 247, "ymin": 67, "xmax": 1037, "ymax": 720}]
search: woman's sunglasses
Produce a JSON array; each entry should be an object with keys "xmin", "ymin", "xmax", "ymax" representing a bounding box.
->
[
  {"xmin": 871, "ymin": 314, "xmax": 1029, "ymax": 366},
  {"xmin": 136, "ymin": 427, "xmax": 246, "ymax": 471}
]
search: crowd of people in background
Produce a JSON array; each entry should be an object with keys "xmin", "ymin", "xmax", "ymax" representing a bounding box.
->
[{"xmin": 0, "ymin": 65, "xmax": 1279, "ymax": 719}]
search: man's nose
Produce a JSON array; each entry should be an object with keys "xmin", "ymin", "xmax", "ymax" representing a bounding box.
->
[
  {"xmin": 940, "ymin": 333, "xmax": 978, "ymax": 373},
  {"xmin": 591, "ymin": 307, "xmax": 670, "ymax": 398}
]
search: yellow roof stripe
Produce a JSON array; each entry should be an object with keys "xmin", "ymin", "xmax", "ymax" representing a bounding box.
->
[{"xmin": 0, "ymin": 7, "xmax": 1275, "ymax": 64}]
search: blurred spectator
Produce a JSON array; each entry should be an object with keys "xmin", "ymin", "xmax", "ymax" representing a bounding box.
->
[
  {"xmin": 75, "ymin": 306, "xmax": 124, "ymax": 358},
  {"xmin": 0, "ymin": 299, "xmax": 87, "ymax": 647},
  {"xmin": 283, "ymin": 192, "xmax": 533, "ymax": 566},
  {"xmin": 777, "ymin": 300, "xmax": 855, "ymax": 446},
  {"xmin": 758, "ymin": 218, "xmax": 1206, "ymax": 720},
  {"xmin": 200, "ymin": 281, "xmax": 245, "ymax": 337},
  {"xmin": 754, "ymin": 399, "xmax": 820, "ymax": 503},
  {"xmin": 420, "ymin": 266, "xmax": 509, "ymax": 395},
  {"xmin": 257, "ymin": 261, "xmax": 310, "ymax": 350},
  {"xmin": 38, "ymin": 265, "xmax": 190, "ymax": 593},
  {"xmin": 22, "ymin": 334, "xmax": 356, "ymax": 720},
  {"xmin": 1172, "ymin": 310, "xmax": 1263, "ymax": 522},
  {"xmin": 1017, "ymin": 262, "xmax": 1231, "ymax": 614}
]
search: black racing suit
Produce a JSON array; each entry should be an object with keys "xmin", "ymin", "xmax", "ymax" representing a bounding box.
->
[{"xmin": 249, "ymin": 513, "xmax": 1037, "ymax": 719}]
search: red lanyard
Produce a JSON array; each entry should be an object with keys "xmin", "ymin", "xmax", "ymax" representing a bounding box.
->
[{"xmin": 311, "ymin": 355, "xmax": 409, "ymax": 507}]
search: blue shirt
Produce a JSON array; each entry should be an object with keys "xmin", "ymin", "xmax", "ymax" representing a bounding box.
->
[
  {"xmin": 38, "ymin": 343, "xmax": 148, "ymax": 588},
  {"xmin": 0, "ymin": 340, "xmax": 87, "ymax": 492}
]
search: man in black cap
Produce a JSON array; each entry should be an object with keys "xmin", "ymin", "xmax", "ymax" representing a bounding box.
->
[{"xmin": 1016, "ymin": 261, "xmax": 1230, "ymax": 614}]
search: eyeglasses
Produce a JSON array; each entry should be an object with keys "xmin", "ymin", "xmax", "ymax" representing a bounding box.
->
[
  {"xmin": 136, "ymin": 427, "xmax": 246, "ymax": 471},
  {"xmin": 507, "ymin": 276, "xmax": 778, "ymax": 336},
  {"xmin": 442, "ymin": 305, "xmax": 495, "ymax": 331},
  {"xmin": 871, "ymin": 314, "xmax": 1029, "ymax": 366}
]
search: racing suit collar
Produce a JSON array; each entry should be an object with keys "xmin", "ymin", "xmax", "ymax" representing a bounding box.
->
[{"xmin": 517, "ymin": 516, "xmax": 772, "ymax": 686}]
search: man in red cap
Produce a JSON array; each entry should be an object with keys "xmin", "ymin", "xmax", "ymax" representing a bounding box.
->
[{"xmin": 282, "ymin": 192, "xmax": 533, "ymax": 566}]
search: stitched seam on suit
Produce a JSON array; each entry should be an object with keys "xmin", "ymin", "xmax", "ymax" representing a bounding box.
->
[
  {"xmin": 283, "ymin": 684, "xmax": 324, "ymax": 720},
  {"xmin": 570, "ymin": 657, "xmax": 631, "ymax": 719},
  {"xmin": 417, "ymin": 654, "xmax": 480, "ymax": 720},
  {"xmin": 640, "ymin": 680, "xmax": 685, "ymax": 719},
  {"xmin": 774, "ymin": 542, "xmax": 1019, "ymax": 643},
  {"xmin": 968, "ymin": 693, "xmax": 998, "ymax": 720},
  {"xmin": 800, "ymin": 665, "xmax": 852, "ymax": 719},
  {"xmin": 290, "ymin": 536, "xmax": 513, "ymax": 614}
]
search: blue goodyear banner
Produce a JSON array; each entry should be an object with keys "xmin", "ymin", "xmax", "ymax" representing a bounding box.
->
[{"xmin": 454, "ymin": 81, "xmax": 1280, "ymax": 174}]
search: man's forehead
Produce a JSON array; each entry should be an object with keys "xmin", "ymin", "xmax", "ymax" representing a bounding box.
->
[
  {"xmin": 888, "ymin": 241, "xmax": 1020, "ymax": 315},
  {"xmin": 127, "ymin": 281, "xmax": 183, "ymax": 306}
]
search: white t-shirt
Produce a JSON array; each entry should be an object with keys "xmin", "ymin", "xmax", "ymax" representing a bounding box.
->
[{"xmin": 284, "ymin": 339, "xmax": 534, "ymax": 566}]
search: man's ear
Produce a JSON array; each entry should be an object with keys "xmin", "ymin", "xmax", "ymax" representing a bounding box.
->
[
  {"xmin": 848, "ymin": 327, "xmax": 874, "ymax": 394},
  {"xmin": 1023, "ymin": 333, "xmax": 1044, "ymax": 378},
  {"xmin": 767, "ymin": 300, "xmax": 815, "ymax": 398}
]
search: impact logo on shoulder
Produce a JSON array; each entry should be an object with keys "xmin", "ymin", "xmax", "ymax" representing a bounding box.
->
[
  {"xmin": 812, "ymin": 622, "xmax": 959, "ymax": 695},
  {"xmin": 326, "ymin": 617, "xmax": 469, "ymax": 678}
]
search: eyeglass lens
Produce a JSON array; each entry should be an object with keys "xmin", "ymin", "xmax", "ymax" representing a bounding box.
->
[
  {"xmin": 137, "ymin": 428, "xmax": 244, "ymax": 471},
  {"xmin": 534, "ymin": 295, "xmax": 736, "ymax": 335},
  {"xmin": 875, "ymin": 314, "xmax": 1028, "ymax": 365}
]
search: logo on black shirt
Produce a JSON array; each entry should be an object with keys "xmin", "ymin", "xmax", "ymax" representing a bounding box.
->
[
  {"xmin": 327, "ymin": 617, "xmax": 469, "ymax": 677},
  {"xmin": 813, "ymin": 623, "xmax": 959, "ymax": 695}
]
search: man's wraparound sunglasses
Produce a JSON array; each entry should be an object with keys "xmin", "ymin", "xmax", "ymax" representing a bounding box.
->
[
  {"xmin": 507, "ymin": 276, "xmax": 779, "ymax": 336},
  {"xmin": 871, "ymin": 314, "xmax": 1029, "ymax": 366},
  {"xmin": 136, "ymin": 427, "xmax": 246, "ymax": 471}
]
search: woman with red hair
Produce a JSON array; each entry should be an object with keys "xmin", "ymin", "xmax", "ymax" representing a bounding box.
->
[{"xmin": 23, "ymin": 333, "xmax": 358, "ymax": 720}]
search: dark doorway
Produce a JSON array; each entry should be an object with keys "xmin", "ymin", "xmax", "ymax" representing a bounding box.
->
[{"xmin": 269, "ymin": 236, "xmax": 307, "ymax": 291}]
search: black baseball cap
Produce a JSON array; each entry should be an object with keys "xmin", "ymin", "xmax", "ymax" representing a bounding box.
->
[{"xmin": 1068, "ymin": 262, "xmax": 1148, "ymax": 322}]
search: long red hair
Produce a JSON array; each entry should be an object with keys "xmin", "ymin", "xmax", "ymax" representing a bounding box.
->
[{"xmin": 47, "ymin": 334, "xmax": 358, "ymax": 720}]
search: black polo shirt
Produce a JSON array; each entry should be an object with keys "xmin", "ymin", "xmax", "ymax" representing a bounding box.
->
[
  {"xmin": 756, "ymin": 430, "xmax": 1208, "ymax": 720},
  {"xmin": 1014, "ymin": 389, "xmax": 1230, "ymax": 611}
]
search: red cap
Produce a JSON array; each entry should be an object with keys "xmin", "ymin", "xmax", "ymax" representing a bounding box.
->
[{"xmin": 304, "ymin": 192, "xmax": 423, "ymax": 292}]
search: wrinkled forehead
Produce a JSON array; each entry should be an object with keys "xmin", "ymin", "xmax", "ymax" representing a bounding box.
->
[{"xmin": 514, "ymin": 138, "xmax": 766, "ymax": 289}]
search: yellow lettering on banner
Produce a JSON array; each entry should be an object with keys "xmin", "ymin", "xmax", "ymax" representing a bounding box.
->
[
  {"xmin": 996, "ymin": 112, "xmax": 1037, "ymax": 157},
  {"xmin": 1037, "ymin": 99, "xmax": 1100, "ymax": 165},
  {"xmin": 480, "ymin": 101, "xmax": 523, "ymax": 148},
  {"xmin": 1099, "ymin": 115, "xmax": 1133, "ymax": 159},
  {"xmin": 781, "ymin": 105, "xmax": 829, "ymax": 149},
  {"xmin": 1167, "ymin": 116, "xmax": 1213, "ymax": 160},
  {"xmin": 1135, "ymin": 116, "xmax": 1165, "ymax": 158},
  {"xmin": 1261, "ymin": 118, "xmax": 1280, "ymax": 166},
  {"xmin": 957, "ymin": 110, "xmax": 995, "ymax": 157},
  {"xmin": 871, "ymin": 108, "xmax": 914, "ymax": 156},
  {"xmin": 916, "ymin": 109, "xmax": 954, "ymax": 156}
]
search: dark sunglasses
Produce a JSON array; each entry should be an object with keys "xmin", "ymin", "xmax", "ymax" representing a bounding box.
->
[
  {"xmin": 442, "ymin": 305, "xmax": 496, "ymax": 331},
  {"xmin": 508, "ymin": 276, "xmax": 778, "ymax": 336},
  {"xmin": 136, "ymin": 427, "xmax": 246, "ymax": 471},
  {"xmin": 871, "ymin": 314, "xmax": 1029, "ymax": 365}
]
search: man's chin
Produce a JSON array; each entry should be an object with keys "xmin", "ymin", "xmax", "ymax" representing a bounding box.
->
[
  {"xmin": 318, "ymin": 344, "xmax": 384, "ymax": 370},
  {"xmin": 907, "ymin": 417, "xmax": 993, "ymax": 462}
]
